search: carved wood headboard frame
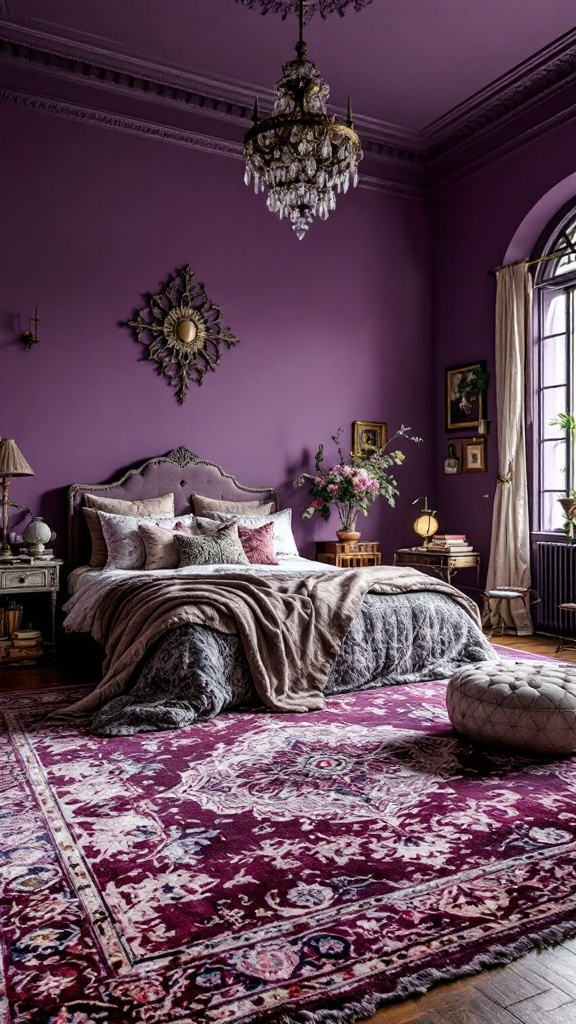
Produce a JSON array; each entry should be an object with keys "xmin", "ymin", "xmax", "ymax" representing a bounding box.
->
[{"xmin": 67, "ymin": 447, "xmax": 280, "ymax": 570}]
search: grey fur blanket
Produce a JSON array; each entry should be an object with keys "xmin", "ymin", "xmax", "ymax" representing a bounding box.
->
[{"xmin": 60, "ymin": 565, "xmax": 490, "ymax": 722}]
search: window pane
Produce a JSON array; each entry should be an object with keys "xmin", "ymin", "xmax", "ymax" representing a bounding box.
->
[
  {"xmin": 542, "ymin": 491, "xmax": 565, "ymax": 532},
  {"xmin": 542, "ymin": 439, "xmax": 567, "ymax": 489},
  {"xmin": 542, "ymin": 386, "xmax": 567, "ymax": 438},
  {"xmin": 542, "ymin": 335, "xmax": 567, "ymax": 387},
  {"xmin": 543, "ymin": 292, "xmax": 566, "ymax": 336}
]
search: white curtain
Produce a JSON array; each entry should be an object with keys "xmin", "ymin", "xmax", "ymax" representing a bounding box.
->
[{"xmin": 485, "ymin": 262, "xmax": 533, "ymax": 635}]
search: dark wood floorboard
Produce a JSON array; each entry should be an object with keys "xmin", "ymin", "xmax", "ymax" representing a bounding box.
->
[{"xmin": 2, "ymin": 631, "xmax": 576, "ymax": 1024}]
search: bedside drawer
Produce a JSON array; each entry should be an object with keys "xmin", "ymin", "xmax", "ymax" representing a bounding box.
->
[{"xmin": 1, "ymin": 567, "xmax": 54, "ymax": 589}]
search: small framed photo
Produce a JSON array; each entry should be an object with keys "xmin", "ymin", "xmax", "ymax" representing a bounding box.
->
[
  {"xmin": 446, "ymin": 361, "xmax": 486, "ymax": 431},
  {"xmin": 444, "ymin": 443, "xmax": 461, "ymax": 474},
  {"xmin": 463, "ymin": 437, "xmax": 487, "ymax": 473},
  {"xmin": 352, "ymin": 420, "xmax": 387, "ymax": 456}
]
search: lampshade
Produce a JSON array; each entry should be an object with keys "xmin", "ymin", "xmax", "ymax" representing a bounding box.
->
[{"xmin": 0, "ymin": 439, "xmax": 34, "ymax": 477}]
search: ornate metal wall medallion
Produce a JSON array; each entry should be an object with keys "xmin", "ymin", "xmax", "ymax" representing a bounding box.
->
[{"xmin": 126, "ymin": 266, "xmax": 240, "ymax": 403}]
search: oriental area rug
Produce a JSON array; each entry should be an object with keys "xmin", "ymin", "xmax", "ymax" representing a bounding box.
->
[{"xmin": 2, "ymin": 663, "xmax": 576, "ymax": 1024}]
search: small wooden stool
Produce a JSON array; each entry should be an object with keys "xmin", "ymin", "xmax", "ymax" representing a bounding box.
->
[
  {"xmin": 482, "ymin": 586, "xmax": 532, "ymax": 637},
  {"xmin": 556, "ymin": 603, "xmax": 576, "ymax": 654}
]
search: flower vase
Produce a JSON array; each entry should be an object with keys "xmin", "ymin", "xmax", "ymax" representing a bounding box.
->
[{"xmin": 336, "ymin": 515, "xmax": 361, "ymax": 543}]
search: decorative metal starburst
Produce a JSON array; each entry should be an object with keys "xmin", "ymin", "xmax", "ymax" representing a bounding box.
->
[
  {"xmin": 126, "ymin": 266, "xmax": 240, "ymax": 404},
  {"xmin": 235, "ymin": 0, "xmax": 373, "ymax": 17}
]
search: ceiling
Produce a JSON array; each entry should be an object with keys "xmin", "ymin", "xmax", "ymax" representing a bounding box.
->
[{"xmin": 3, "ymin": 0, "xmax": 576, "ymax": 134}]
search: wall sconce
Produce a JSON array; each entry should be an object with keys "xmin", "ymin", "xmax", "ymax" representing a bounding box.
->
[
  {"xmin": 477, "ymin": 419, "xmax": 491, "ymax": 436},
  {"xmin": 19, "ymin": 308, "xmax": 41, "ymax": 351}
]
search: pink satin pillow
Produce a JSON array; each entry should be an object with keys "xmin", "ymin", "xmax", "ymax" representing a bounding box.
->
[{"xmin": 238, "ymin": 523, "xmax": 278, "ymax": 565}]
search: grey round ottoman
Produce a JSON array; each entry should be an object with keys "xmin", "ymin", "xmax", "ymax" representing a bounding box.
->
[{"xmin": 446, "ymin": 660, "xmax": 576, "ymax": 755}]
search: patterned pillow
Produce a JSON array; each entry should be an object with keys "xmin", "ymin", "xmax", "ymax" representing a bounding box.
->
[
  {"xmin": 238, "ymin": 523, "xmax": 278, "ymax": 565},
  {"xmin": 192, "ymin": 493, "xmax": 275, "ymax": 517},
  {"xmin": 83, "ymin": 492, "xmax": 175, "ymax": 568},
  {"xmin": 174, "ymin": 524, "xmax": 249, "ymax": 566},
  {"xmin": 98, "ymin": 512, "xmax": 198, "ymax": 570},
  {"xmin": 211, "ymin": 508, "xmax": 299, "ymax": 559},
  {"xmin": 138, "ymin": 518, "xmax": 226, "ymax": 570}
]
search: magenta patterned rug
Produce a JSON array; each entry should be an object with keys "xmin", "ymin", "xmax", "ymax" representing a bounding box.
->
[{"xmin": 2, "ymin": 663, "xmax": 576, "ymax": 1024}]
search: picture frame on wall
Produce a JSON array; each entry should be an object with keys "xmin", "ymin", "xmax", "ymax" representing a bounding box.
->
[
  {"xmin": 444, "ymin": 443, "xmax": 461, "ymax": 474},
  {"xmin": 352, "ymin": 420, "xmax": 387, "ymax": 456},
  {"xmin": 446, "ymin": 361, "xmax": 487, "ymax": 431},
  {"xmin": 463, "ymin": 437, "xmax": 487, "ymax": 473}
]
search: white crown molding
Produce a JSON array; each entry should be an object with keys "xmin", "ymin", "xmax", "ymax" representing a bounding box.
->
[{"xmin": 0, "ymin": 85, "xmax": 425, "ymax": 199}]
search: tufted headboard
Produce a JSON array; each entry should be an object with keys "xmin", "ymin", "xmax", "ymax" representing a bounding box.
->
[{"xmin": 67, "ymin": 447, "xmax": 280, "ymax": 570}]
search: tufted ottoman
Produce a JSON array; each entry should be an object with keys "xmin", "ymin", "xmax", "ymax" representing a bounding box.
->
[{"xmin": 446, "ymin": 660, "xmax": 576, "ymax": 755}]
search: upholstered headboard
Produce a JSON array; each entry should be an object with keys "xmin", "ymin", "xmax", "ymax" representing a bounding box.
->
[{"xmin": 68, "ymin": 447, "xmax": 280, "ymax": 570}]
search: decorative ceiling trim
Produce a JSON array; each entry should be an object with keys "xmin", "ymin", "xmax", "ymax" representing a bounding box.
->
[
  {"xmin": 1, "ymin": 17, "xmax": 576, "ymax": 186},
  {"xmin": 424, "ymin": 27, "xmax": 576, "ymax": 161},
  {"xmin": 0, "ymin": 87, "xmax": 245, "ymax": 160},
  {"xmin": 0, "ymin": 86, "xmax": 425, "ymax": 199}
]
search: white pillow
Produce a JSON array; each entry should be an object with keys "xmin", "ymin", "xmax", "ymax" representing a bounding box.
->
[
  {"xmin": 98, "ymin": 511, "xmax": 199, "ymax": 570},
  {"xmin": 211, "ymin": 508, "xmax": 299, "ymax": 559}
]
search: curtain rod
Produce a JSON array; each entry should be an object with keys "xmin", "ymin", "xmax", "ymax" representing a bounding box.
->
[{"xmin": 488, "ymin": 249, "xmax": 571, "ymax": 276}]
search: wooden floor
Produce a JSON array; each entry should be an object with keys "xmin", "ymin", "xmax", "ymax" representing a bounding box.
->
[{"xmin": 2, "ymin": 633, "xmax": 576, "ymax": 1024}]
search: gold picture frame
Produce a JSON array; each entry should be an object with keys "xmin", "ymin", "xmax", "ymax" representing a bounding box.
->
[
  {"xmin": 463, "ymin": 437, "xmax": 487, "ymax": 473},
  {"xmin": 446, "ymin": 361, "xmax": 487, "ymax": 431},
  {"xmin": 352, "ymin": 420, "xmax": 387, "ymax": 456}
]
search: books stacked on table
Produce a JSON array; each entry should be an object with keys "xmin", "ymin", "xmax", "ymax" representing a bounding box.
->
[
  {"xmin": 428, "ymin": 534, "xmax": 474, "ymax": 553},
  {"xmin": 5, "ymin": 629, "xmax": 44, "ymax": 665}
]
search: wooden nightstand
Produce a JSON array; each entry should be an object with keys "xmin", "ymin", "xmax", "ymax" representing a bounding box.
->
[
  {"xmin": 0, "ymin": 558, "xmax": 63, "ymax": 652},
  {"xmin": 393, "ymin": 547, "xmax": 480, "ymax": 586},
  {"xmin": 315, "ymin": 541, "xmax": 381, "ymax": 568}
]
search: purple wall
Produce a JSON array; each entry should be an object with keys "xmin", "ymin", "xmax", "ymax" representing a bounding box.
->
[
  {"xmin": 432, "ymin": 116, "xmax": 576, "ymax": 578},
  {"xmin": 0, "ymin": 102, "xmax": 432, "ymax": 563}
]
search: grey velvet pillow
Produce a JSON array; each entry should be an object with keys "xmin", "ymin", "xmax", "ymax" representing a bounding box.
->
[
  {"xmin": 83, "ymin": 492, "xmax": 175, "ymax": 568},
  {"xmin": 174, "ymin": 524, "xmax": 249, "ymax": 566}
]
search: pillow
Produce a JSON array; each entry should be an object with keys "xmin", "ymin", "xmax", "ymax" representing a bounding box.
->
[
  {"xmin": 211, "ymin": 508, "xmax": 299, "ymax": 559},
  {"xmin": 174, "ymin": 524, "xmax": 249, "ymax": 567},
  {"xmin": 191, "ymin": 493, "xmax": 275, "ymax": 517},
  {"xmin": 83, "ymin": 492, "xmax": 175, "ymax": 568},
  {"xmin": 138, "ymin": 518, "xmax": 225, "ymax": 570},
  {"xmin": 98, "ymin": 511, "xmax": 198, "ymax": 570},
  {"xmin": 238, "ymin": 523, "xmax": 278, "ymax": 565},
  {"xmin": 83, "ymin": 507, "xmax": 109, "ymax": 568},
  {"xmin": 85, "ymin": 492, "xmax": 175, "ymax": 517}
]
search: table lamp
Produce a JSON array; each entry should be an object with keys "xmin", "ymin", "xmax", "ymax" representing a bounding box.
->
[
  {"xmin": 0, "ymin": 439, "xmax": 34, "ymax": 559},
  {"xmin": 411, "ymin": 496, "xmax": 439, "ymax": 548}
]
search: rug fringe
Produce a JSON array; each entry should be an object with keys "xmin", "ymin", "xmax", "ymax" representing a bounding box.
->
[{"xmin": 275, "ymin": 916, "xmax": 576, "ymax": 1024}]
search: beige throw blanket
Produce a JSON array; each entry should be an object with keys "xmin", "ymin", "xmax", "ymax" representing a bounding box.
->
[{"xmin": 61, "ymin": 565, "xmax": 481, "ymax": 717}]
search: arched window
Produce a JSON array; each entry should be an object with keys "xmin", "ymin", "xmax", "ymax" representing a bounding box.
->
[{"xmin": 534, "ymin": 205, "xmax": 576, "ymax": 534}]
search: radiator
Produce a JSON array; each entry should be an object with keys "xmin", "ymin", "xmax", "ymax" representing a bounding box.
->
[{"xmin": 535, "ymin": 541, "xmax": 576, "ymax": 634}]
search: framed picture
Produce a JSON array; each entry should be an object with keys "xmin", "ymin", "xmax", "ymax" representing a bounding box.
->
[
  {"xmin": 444, "ymin": 442, "xmax": 461, "ymax": 474},
  {"xmin": 352, "ymin": 420, "xmax": 387, "ymax": 456},
  {"xmin": 463, "ymin": 437, "xmax": 487, "ymax": 473},
  {"xmin": 446, "ymin": 361, "xmax": 487, "ymax": 431}
]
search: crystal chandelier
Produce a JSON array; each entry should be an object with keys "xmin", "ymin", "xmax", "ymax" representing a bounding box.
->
[{"xmin": 243, "ymin": 0, "xmax": 363, "ymax": 239}]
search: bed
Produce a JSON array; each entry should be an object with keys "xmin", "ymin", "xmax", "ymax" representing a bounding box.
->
[{"xmin": 62, "ymin": 446, "xmax": 497, "ymax": 735}]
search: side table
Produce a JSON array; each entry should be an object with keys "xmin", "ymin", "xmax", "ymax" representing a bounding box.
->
[
  {"xmin": 315, "ymin": 541, "xmax": 381, "ymax": 568},
  {"xmin": 393, "ymin": 547, "xmax": 480, "ymax": 586},
  {"xmin": 0, "ymin": 558, "xmax": 63, "ymax": 654}
]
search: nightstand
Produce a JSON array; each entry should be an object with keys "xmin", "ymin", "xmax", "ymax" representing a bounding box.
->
[
  {"xmin": 315, "ymin": 540, "xmax": 381, "ymax": 568},
  {"xmin": 0, "ymin": 558, "xmax": 63, "ymax": 652},
  {"xmin": 393, "ymin": 547, "xmax": 480, "ymax": 586}
]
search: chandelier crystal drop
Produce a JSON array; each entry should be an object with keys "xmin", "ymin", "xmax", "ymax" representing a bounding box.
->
[{"xmin": 243, "ymin": 0, "xmax": 363, "ymax": 239}]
